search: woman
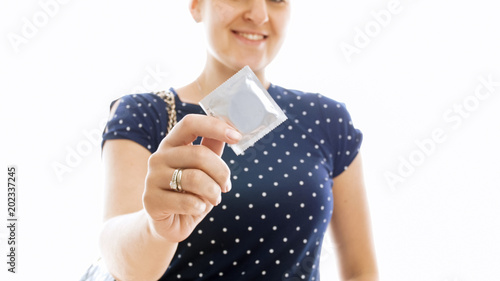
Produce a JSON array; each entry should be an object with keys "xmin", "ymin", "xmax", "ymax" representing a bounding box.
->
[{"xmin": 99, "ymin": 0, "xmax": 378, "ymax": 280}]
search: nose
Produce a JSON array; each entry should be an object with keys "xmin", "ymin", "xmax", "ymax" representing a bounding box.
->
[{"xmin": 244, "ymin": 0, "xmax": 269, "ymax": 25}]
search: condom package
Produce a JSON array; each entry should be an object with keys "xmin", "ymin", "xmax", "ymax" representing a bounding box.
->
[{"xmin": 199, "ymin": 66, "xmax": 287, "ymax": 155}]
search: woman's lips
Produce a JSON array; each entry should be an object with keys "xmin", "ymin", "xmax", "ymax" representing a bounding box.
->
[{"xmin": 232, "ymin": 30, "xmax": 268, "ymax": 42}]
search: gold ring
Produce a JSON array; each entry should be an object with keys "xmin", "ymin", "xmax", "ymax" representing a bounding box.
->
[{"xmin": 170, "ymin": 168, "xmax": 183, "ymax": 192}]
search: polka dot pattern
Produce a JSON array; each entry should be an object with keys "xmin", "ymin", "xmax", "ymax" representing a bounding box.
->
[
  {"xmin": 102, "ymin": 95, "xmax": 167, "ymax": 152},
  {"xmin": 102, "ymin": 84, "xmax": 363, "ymax": 280}
]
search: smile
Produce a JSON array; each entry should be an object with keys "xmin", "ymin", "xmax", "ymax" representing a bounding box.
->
[{"xmin": 233, "ymin": 31, "xmax": 267, "ymax": 41}]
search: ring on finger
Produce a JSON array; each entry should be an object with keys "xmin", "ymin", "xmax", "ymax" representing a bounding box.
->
[{"xmin": 170, "ymin": 168, "xmax": 184, "ymax": 192}]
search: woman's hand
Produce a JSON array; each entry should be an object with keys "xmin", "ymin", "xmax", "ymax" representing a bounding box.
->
[{"xmin": 143, "ymin": 114, "xmax": 242, "ymax": 242}]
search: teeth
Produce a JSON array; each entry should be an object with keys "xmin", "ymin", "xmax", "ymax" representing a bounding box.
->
[{"xmin": 238, "ymin": 32, "xmax": 265, "ymax": 41}]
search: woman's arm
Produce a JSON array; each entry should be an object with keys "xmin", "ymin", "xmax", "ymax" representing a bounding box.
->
[
  {"xmin": 330, "ymin": 154, "xmax": 379, "ymax": 281},
  {"xmin": 100, "ymin": 139, "xmax": 178, "ymax": 281},
  {"xmin": 99, "ymin": 101, "xmax": 241, "ymax": 281}
]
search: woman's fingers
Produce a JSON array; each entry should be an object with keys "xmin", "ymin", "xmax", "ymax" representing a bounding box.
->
[
  {"xmin": 146, "ymin": 145, "xmax": 230, "ymax": 212},
  {"xmin": 144, "ymin": 114, "xmax": 241, "ymax": 239},
  {"xmin": 179, "ymin": 169, "xmax": 222, "ymax": 206},
  {"xmin": 143, "ymin": 185, "xmax": 211, "ymax": 218},
  {"xmin": 160, "ymin": 114, "xmax": 239, "ymax": 193},
  {"xmin": 160, "ymin": 114, "xmax": 242, "ymax": 153},
  {"xmin": 149, "ymin": 167, "xmax": 223, "ymax": 207},
  {"xmin": 160, "ymin": 145, "xmax": 230, "ymax": 192},
  {"xmin": 200, "ymin": 137, "xmax": 226, "ymax": 156}
]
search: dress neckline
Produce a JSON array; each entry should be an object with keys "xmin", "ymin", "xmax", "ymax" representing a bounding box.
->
[{"xmin": 169, "ymin": 83, "xmax": 278, "ymax": 108}]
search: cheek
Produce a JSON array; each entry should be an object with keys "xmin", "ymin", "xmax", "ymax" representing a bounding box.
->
[
  {"xmin": 277, "ymin": 12, "xmax": 291, "ymax": 36},
  {"xmin": 271, "ymin": 18, "xmax": 290, "ymax": 46},
  {"xmin": 212, "ymin": 1, "xmax": 237, "ymax": 23}
]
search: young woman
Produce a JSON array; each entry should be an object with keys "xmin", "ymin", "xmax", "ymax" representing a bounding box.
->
[{"xmin": 99, "ymin": 1, "xmax": 378, "ymax": 280}]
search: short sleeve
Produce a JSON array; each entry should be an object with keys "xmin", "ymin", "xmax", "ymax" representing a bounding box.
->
[
  {"xmin": 101, "ymin": 93, "xmax": 168, "ymax": 153},
  {"xmin": 321, "ymin": 98, "xmax": 363, "ymax": 178}
]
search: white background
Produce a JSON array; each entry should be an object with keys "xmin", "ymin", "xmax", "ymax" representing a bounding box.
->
[{"xmin": 1, "ymin": 0, "xmax": 500, "ymax": 280}]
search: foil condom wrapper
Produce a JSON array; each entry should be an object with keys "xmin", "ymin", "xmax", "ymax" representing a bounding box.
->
[{"xmin": 199, "ymin": 66, "xmax": 287, "ymax": 155}]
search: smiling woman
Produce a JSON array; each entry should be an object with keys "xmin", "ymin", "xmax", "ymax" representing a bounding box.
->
[
  {"xmin": 93, "ymin": 1, "xmax": 378, "ymax": 281},
  {"xmin": 180, "ymin": 0, "xmax": 291, "ymax": 103}
]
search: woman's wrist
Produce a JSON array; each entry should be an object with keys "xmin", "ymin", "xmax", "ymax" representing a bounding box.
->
[{"xmin": 100, "ymin": 209, "xmax": 179, "ymax": 280}]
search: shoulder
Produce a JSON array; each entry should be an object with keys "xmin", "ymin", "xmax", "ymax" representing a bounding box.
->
[
  {"xmin": 113, "ymin": 93, "xmax": 166, "ymax": 111},
  {"xmin": 109, "ymin": 92, "xmax": 169, "ymax": 125},
  {"xmin": 102, "ymin": 92, "xmax": 170, "ymax": 153},
  {"xmin": 270, "ymin": 84, "xmax": 363, "ymax": 176}
]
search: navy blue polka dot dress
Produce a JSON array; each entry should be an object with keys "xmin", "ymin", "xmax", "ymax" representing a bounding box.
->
[{"xmin": 102, "ymin": 84, "xmax": 363, "ymax": 280}]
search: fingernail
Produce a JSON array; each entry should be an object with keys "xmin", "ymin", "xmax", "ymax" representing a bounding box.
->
[
  {"xmin": 226, "ymin": 128, "xmax": 242, "ymax": 142},
  {"xmin": 225, "ymin": 179, "xmax": 232, "ymax": 193},
  {"xmin": 216, "ymin": 194, "xmax": 222, "ymax": 206}
]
